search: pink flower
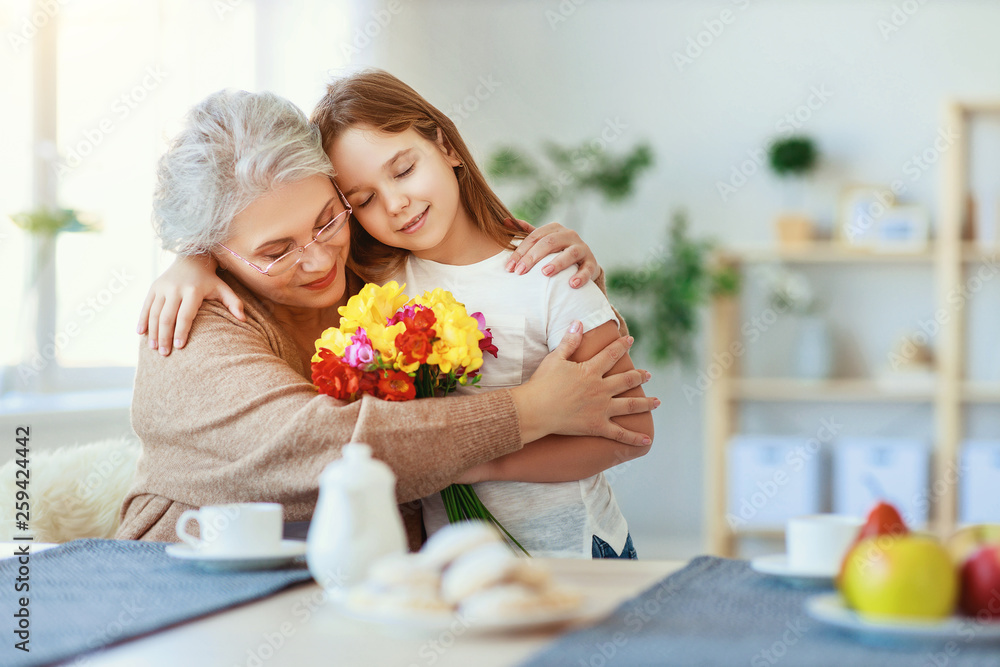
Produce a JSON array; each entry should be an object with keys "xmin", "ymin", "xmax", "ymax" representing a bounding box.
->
[
  {"xmin": 388, "ymin": 304, "xmax": 427, "ymax": 326},
  {"xmin": 471, "ymin": 312, "xmax": 498, "ymax": 358},
  {"xmin": 344, "ymin": 328, "xmax": 375, "ymax": 369}
]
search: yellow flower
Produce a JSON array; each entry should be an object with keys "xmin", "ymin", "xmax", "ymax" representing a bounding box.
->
[
  {"xmin": 413, "ymin": 288, "xmax": 484, "ymax": 377},
  {"xmin": 339, "ymin": 281, "xmax": 410, "ymax": 334},
  {"xmin": 312, "ymin": 326, "xmax": 351, "ymax": 363}
]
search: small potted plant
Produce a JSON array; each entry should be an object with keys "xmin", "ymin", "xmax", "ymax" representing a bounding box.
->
[
  {"xmin": 9, "ymin": 207, "xmax": 97, "ymax": 392},
  {"xmin": 768, "ymin": 135, "xmax": 818, "ymax": 246}
]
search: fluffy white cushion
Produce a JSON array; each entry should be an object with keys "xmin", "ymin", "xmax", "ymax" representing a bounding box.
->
[{"xmin": 0, "ymin": 437, "xmax": 140, "ymax": 543}]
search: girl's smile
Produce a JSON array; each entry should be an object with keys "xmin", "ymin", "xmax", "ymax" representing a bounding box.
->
[{"xmin": 329, "ymin": 124, "xmax": 499, "ymax": 265}]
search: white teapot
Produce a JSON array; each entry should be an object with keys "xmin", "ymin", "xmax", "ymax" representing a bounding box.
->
[{"xmin": 306, "ymin": 443, "xmax": 407, "ymax": 591}]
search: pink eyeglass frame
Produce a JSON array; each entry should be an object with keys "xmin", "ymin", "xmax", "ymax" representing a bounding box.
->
[{"xmin": 218, "ymin": 182, "xmax": 353, "ymax": 277}]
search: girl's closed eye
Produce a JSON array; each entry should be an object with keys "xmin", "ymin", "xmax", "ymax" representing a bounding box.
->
[{"xmin": 396, "ymin": 163, "xmax": 414, "ymax": 178}]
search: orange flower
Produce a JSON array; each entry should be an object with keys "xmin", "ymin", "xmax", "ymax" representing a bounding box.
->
[
  {"xmin": 375, "ymin": 369, "xmax": 416, "ymax": 401},
  {"xmin": 311, "ymin": 349, "xmax": 361, "ymax": 400}
]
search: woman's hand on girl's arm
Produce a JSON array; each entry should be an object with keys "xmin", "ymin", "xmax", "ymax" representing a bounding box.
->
[
  {"xmin": 137, "ymin": 254, "xmax": 245, "ymax": 356},
  {"xmin": 509, "ymin": 321, "xmax": 658, "ymax": 446},
  {"xmin": 502, "ymin": 218, "xmax": 599, "ymax": 288}
]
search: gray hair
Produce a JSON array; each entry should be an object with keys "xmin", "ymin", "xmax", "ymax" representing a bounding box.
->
[{"xmin": 152, "ymin": 89, "xmax": 334, "ymax": 255}]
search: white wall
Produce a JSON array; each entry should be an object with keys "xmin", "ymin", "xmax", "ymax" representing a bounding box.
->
[{"xmin": 349, "ymin": 0, "xmax": 1000, "ymax": 557}]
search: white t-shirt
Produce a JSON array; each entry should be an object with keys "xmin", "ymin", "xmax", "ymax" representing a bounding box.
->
[{"xmin": 392, "ymin": 243, "xmax": 631, "ymax": 558}]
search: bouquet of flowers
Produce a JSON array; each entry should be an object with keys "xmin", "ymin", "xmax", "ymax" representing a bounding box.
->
[{"xmin": 311, "ymin": 281, "xmax": 524, "ymax": 553}]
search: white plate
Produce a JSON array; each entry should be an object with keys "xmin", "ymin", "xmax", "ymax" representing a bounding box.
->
[
  {"xmin": 338, "ymin": 597, "xmax": 595, "ymax": 634},
  {"xmin": 750, "ymin": 554, "xmax": 836, "ymax": 586},
  {"xmin": 164, "ymin": 540, "xmax": 307, "ymax": 571},
  {"xmin": 806, "ymin": 593, "xmax": 1000, "ymax": 642}
]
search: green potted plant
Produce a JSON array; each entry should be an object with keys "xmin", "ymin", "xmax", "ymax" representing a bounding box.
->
[
  {"xmin": 606, "ymin": 211, "xmax": 739, "ymax": 365},
  {"xmin": 10, "ymin": 207, "xmax": 98, "ymax": 392},
  {"xmin": 486, "ymin": 141, "xmax": 654, "ymax": 227},
  {"xmin": 767, "ymin": 135, "xmax": 818, "ymax": 245}
]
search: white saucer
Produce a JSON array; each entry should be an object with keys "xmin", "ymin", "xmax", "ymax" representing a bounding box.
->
[
  {"xmin": 750, "ymin": 554, "xmax": 836, "ymax": 586},
  {"xmin": 165, "ymin": 540, "xmax": 307, "ymax": 571},
  {"xmin": 806, "ymin": 593, "xmax": 1000, "ymax": 642}
]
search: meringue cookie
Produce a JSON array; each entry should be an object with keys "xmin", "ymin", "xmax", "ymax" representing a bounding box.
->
[{"xmin": 419, "ymin": 520, "xmax": 503, "ymax": 569}]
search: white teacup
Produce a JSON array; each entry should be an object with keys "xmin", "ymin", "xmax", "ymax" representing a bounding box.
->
[
  {"xmin": 176, "ymin": 502, "xmax": 283, "ymax": 556},
  {"xmin": 786, "ymin": 514, "xmax": 863, "ymax": 574}
]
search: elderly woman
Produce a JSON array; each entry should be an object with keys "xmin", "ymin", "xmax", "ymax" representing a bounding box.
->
[{"xmin": 116, "ymin": 90, "xmax": 656, "ymax": 548}]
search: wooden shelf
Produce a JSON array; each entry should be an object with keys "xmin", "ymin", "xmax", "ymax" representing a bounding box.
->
[
  {"xmin": 720, "ymin": 243, "xmax": 935, "ymax": 264},
  {"xmin": 733, "ymin": 378, "xmax": 936, "ymax": 403},
  {"xmin": 704, "ymin": 101, "xmax": 999, "ymax": 558},
  {"xmin": 962, "ymin": 382, "xmax": 1000, "ymax": 403},
  {"xmin": 961, "ymin": 244, "xmax": 1000, "ymax": 263}
]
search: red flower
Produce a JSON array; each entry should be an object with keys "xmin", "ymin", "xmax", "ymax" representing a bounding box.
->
[
  {"xmin": 375, "ymin": 369, "xmax": 416, "ymax": 401},
  {"xmin": 312, "ymin": 349, "xmax": 362, "ymax": 400},
  {"xmin": 396, "ymin": 308, "xmax": 438, "ymax": 367},
  {"xmin": 397, "ymin": 328, "xmax": 435, "ymax": 366},
  {"xmin": 479, "ymin": 327, "xmax": 498, "ymax": 358}
]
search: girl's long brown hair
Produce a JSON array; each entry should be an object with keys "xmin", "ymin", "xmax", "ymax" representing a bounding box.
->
[{"xmin": 311, "ymin": 69, "xmax": 524, "ymax": 284}]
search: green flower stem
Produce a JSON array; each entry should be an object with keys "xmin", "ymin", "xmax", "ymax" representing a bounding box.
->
[{"xmin": 439, "ymin": 483, "xmax": 530, "ymax": 556}]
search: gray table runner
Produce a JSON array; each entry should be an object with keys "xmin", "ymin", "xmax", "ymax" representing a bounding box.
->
[
  {"xmin": 523, "ymin": 555, "xmax": 1000, "ymax": 667},
  {"xmin": 0, "ymin": 538, "xmax": 313, "ymax": 667}
]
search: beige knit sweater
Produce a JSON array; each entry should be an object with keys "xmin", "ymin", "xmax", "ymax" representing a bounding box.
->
[{"xmin": 116, "ymin": 272, "xmax": 524, "ymax": 550}]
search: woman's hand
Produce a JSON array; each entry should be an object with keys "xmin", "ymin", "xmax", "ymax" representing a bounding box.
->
[
  {"xmin": 137, "ymin": 254, "xmax": 245, "ymax": 355},
  {"xmin": 502, "ymin": 218, "xmax": 599, "ymax": 288},
  {"xmin": 509, "ymin": 321, "xmax": 658, "ymax": 446}
]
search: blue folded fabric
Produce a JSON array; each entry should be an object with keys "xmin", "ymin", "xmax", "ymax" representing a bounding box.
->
[
  {"xmin": 522, "ymin": 555, "xmax": 1000, "ymax": 667},
  {"xmin": 0, "ymin": 539, "xmax": 313, "ymax": 667}
]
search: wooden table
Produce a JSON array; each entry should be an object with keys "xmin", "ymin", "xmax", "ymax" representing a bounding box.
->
[{"xmin": 1, "ymin": 546, "xmax": 682, "ymax": 667}]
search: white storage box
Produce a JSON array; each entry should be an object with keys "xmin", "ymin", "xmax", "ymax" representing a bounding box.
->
[
  {"xmin": 961, "ymin": 440, "xmax": 1000, "ymax": 524},
  {"xmin": 833, "ymin": 438, "xmax": 931, "ymax": 528},
  {"xmin": 727, "ymin": 435, "xmax": 823, "ymax": 530}
]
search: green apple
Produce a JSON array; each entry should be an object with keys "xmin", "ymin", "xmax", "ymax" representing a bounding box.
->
[
  {"xmin": 839, "ymin": 534, "xmax": 958, "ymax": 619},
  {"xmin": 947, "ymin": 524, "xmax": 1000, "ymax": 565}
]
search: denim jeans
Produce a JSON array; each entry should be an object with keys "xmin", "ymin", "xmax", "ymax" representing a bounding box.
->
[{"xmin": 592, "ymin": 533, "xmax": 638, "ymax": 560}]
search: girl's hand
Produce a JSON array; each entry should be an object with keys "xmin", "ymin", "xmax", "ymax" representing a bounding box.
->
[
  {"xmin": 510, "ymin": 321, "xmax": 658, "ymax": 446},
  {"xmin": 502, "ymin": 218, "xmax": 599, "ymax": 288},
  {"xmin": 137, "ymin": 254, "xmax": 245, "ymax": 356}
]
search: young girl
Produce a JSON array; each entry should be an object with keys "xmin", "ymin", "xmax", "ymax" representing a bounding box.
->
[{"xmin": 145, "ymin": 70, "xmax": 653, "ymax": 558}]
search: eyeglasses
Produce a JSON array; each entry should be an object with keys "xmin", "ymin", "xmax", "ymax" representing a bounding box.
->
[{"xmin": 218, "ymin": 183, "xmax": 353, "ymax": 278}]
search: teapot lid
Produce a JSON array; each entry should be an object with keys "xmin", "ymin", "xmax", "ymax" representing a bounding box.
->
[{"xmin": 320, "ymin": 442, "xmax": 394, "ymax": 487}]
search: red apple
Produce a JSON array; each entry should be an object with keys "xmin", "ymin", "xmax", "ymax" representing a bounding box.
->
[{"xmin": 959, "ymin": 544, "xmax": 1000, "ymax": 620}]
